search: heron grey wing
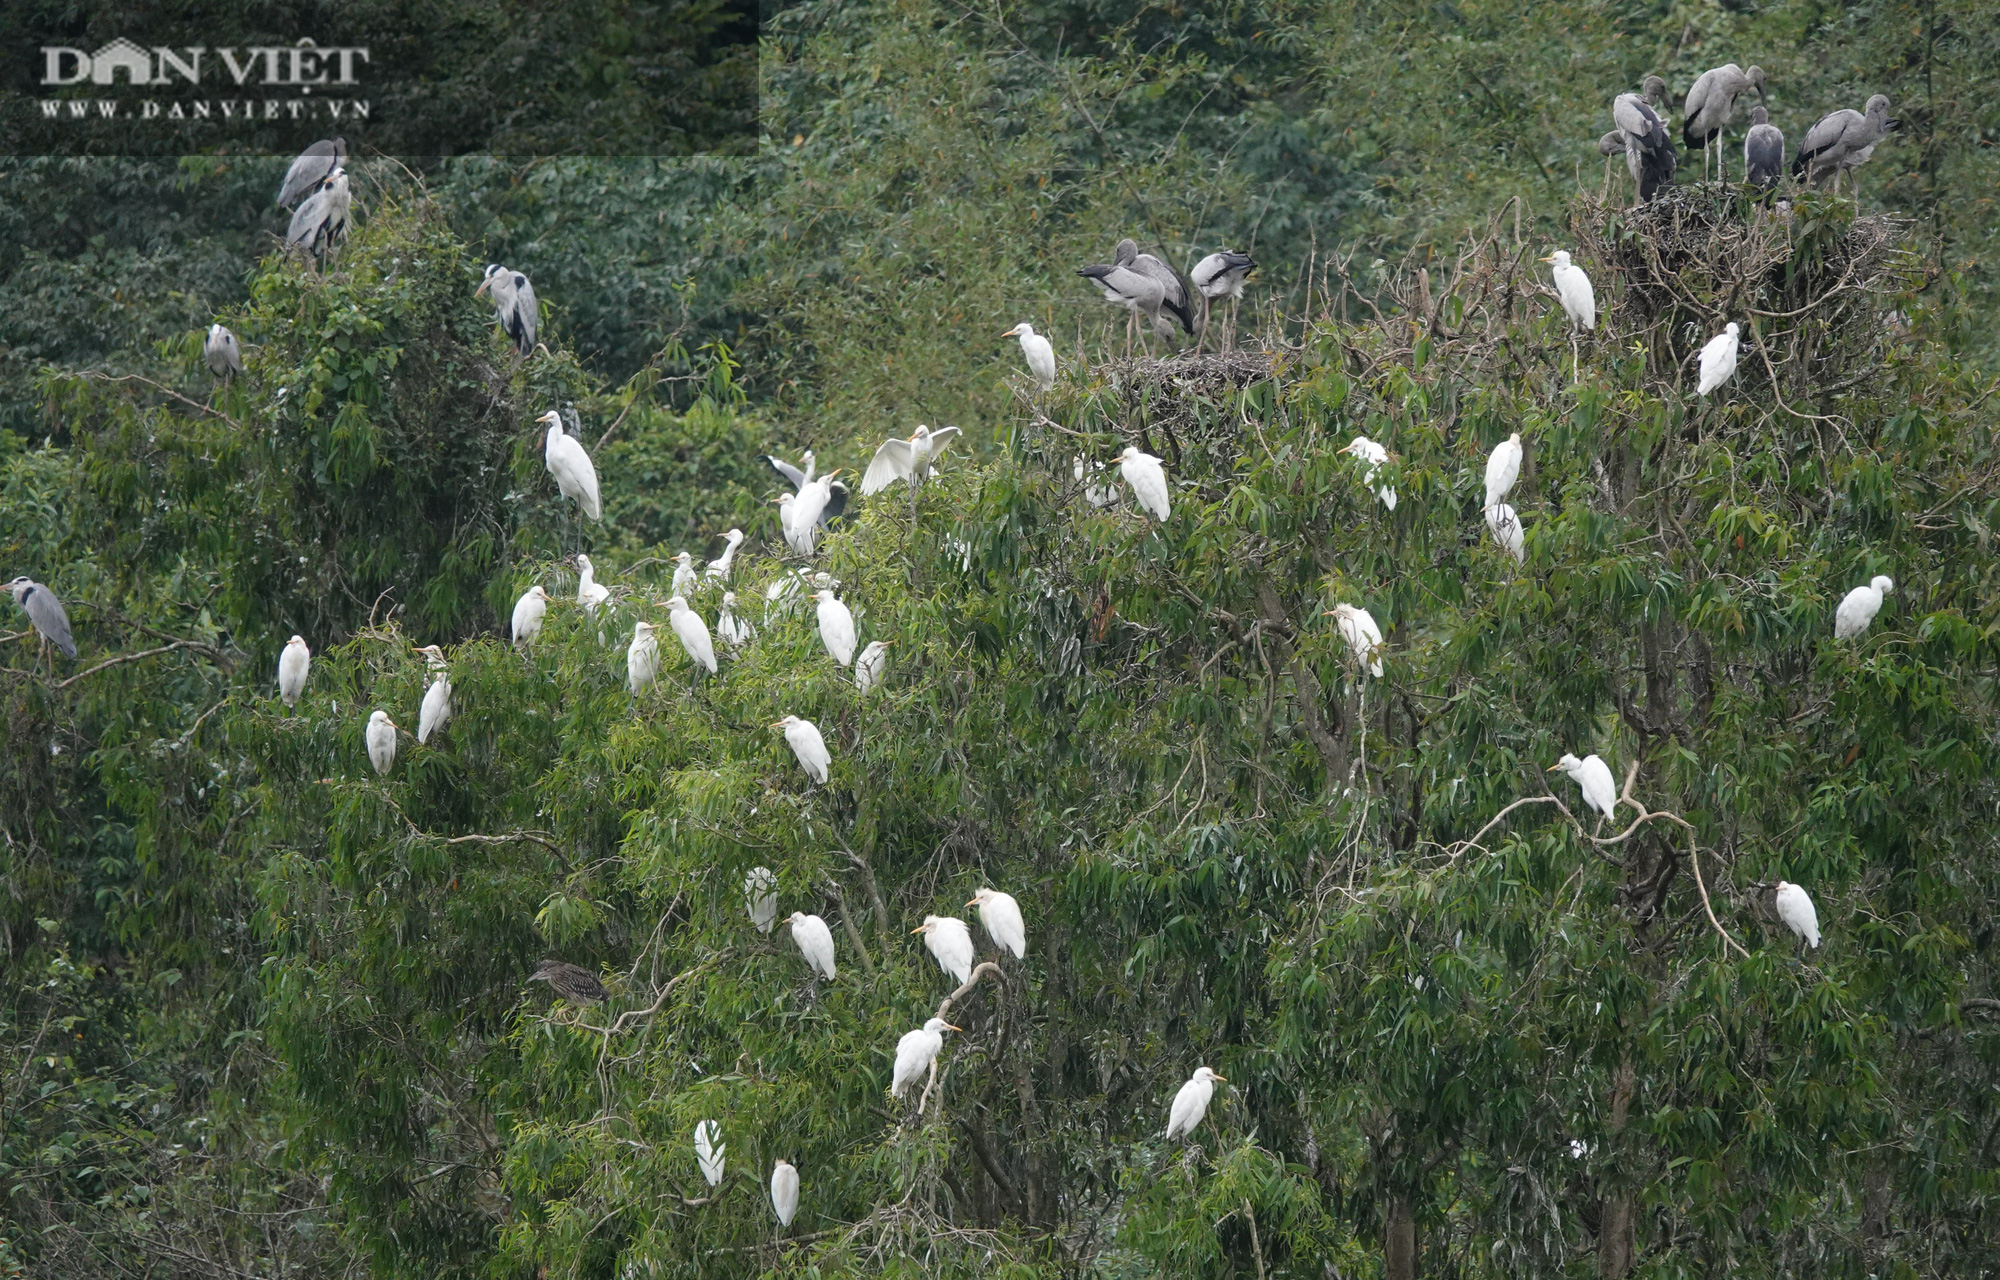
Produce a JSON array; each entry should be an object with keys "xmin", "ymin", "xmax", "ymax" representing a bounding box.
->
[
  {"xmin": 1745, "ymin": 127, "xmax": 1784, "ymax": 184},
  {"xmin": 1189, "ymin": 253, "xmax": 1226, "ymax": 291},
  {"xmin": 285, "ymin": 189, "xmax": 324, "ymax": 246},
  {"xmin": 510, "ymin": 275, "xmax": 539, "ymax": 351},
  {"xmin": 1611, "ymin": 94, "xmax": 1654, "ymax": 142},
  {"xmin": 24, "ymin": 584, "xmax": 75, "ymax": 658},
  {"xmin": 1077, "ymin": 264, "xmax": 1125, "ymax": 302},
  {"xmin": 1795, "ymin": 110, "xmax": 1857, "ymax": 167},
  {"xmin": 275, "ymin": 140, "xmax": 338, "ymax": 207},
  {"xmin": 1681, "ymin": 70, "xmax": 1716, "ymax": 130},
  {"xmin": 820, "ymin": 481, "xmax": 850, "ymax": 527},
  {"xmin": 764, "ymin": 455, "xmax": 807, "ymax": 488}
]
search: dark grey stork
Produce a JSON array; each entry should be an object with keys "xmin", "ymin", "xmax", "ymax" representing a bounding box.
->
[
  {"xmin": 1129, "ymin": 249, "xmax": 1199, "ymax": 341},
  {"xmin": 1079, "ymin": 250, "xmax": 1168, "ymax": 355},
  {"xmin": 1612, "ymin": 77, "xmax": 1676, "ymax": 204},
  {"xmin": 275, "ymin": 138, "xmax": 346, "ymax": 209},
  {"xmin": 474, "ymin": 264, "xmax": 539, "ymax": 357},
  {"xmin": 7, "ymin": 577, "xmax": 76, "ymax": 663},
  {"xmin": 1793, "ymin": 96, "xmax": 1899, "ymax": 195},
  {"xmin": 1744, "ymin": 105, "xmax": 1785, "ymax": 188},
  {"xmin": 1682, "ymin": 64, "xmax": 1767, "ymax": 181},
  {"xmin": 204, "ymin": 324, "xmax": 243, "ymax": 379}
]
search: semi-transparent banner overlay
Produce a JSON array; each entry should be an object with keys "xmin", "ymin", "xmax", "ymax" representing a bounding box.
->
[{"xmin": 1, "ymin": 0, "xmax": 759, "ymax": 157}]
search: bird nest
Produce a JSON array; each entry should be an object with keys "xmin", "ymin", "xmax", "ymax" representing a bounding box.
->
[{"xmin": 1074, "ymin": 348, "xmax": 1281, "ymax": 472}]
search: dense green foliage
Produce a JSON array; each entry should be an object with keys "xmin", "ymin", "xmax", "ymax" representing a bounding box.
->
[{"xmin": 8, "ymin": 1, "xmax": 2000, "ymax": 1277}]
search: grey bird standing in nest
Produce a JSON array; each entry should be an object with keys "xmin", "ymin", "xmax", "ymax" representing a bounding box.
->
[{"xmin": 528, "ymin": 960, "xmax": 607, "ymax": 1004}]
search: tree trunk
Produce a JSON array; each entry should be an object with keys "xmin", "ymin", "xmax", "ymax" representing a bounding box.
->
[
  {"xmin": 1385, "ymin": 1196, "xmax": 1418, "ymax": 1280},
  {"xmin": 1598, "ymin": 1056, "xmax": 1637, "ymax": 1278}
]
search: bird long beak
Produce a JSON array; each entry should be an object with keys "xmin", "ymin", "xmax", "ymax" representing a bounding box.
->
[
  {"xmin": 877, "ymin": 640, "xmax": 896, "ymax": 647},
  {"xmin": 1001, "ymin": 325, "xmax": 1021, "ymax": 338},
  {"xmin": 910, "ymin": 924, "xmax": 929, "ymax": 934},
  {"xmin": 1545, "ymin": 762, "xmax": 1563, "ymax": 772},
  {"xmin": 1538, "ymin": 255, "xmax": 1555, "ymax": 263},
  {"xmin": 474, "ymin": 277, "xmax": 491, "ymax": 297},
  {"xmin": 944, "ymin": 1023, "xmax": 962, "ymax": 1032},
  {"xmin": 769, "ymin": 721, "xmax": 786, "ymax": 728},
  {"xmin": 1211, "ymin": 1072, "xmax": 1227, "ymax": 1081}
]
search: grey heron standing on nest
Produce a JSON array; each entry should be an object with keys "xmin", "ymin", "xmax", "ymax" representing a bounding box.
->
[
  {"xmin": 205, "ymin": 324, "xmax": 243, "ymax": 380},
  {"xmin": 474, "ymin": 265, "xmax": 540, "ymax": 358},
  {"xmin": 285, "ymin": 167, "xmax": 351, "ymax": 264},
  {"xmin": 1744, "ymin": 106, "xmax": 1786, "ymax": 189},
  {"xmin": 1611, "ymin": 77, "xmax": 1676, "ymax": 204},
  {"xmin": 1190, "ymin": 250, "xmax": 1255, "ymax": 350},
  {"xmin": 1682, "ymin": 64, "xmax": 1766, "ymax": 181},
  {"xmin": 7, "ymin": 577, "xmax": 76, "ymax": 666},
  {"xmin": 1793, "ymin": 96, "xmax": 1899, "ymax": 195},
  {"xmin": 275, "ymin": 138, "xmax": 346, "ymax": 209},
  {"xmin": 1129, "ymin": 247, "xmax": 1199, "ymax": 344}
]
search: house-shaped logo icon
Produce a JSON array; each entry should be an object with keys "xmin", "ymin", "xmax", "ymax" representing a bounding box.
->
[{"xmin": 88, "ymin": 38, "xmax": 154, "ymax": 85}]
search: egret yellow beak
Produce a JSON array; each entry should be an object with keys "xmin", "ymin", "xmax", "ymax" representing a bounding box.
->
[
  {"xmin": 944, "ymin": 1023, "xmax": 962, "ymax": 1032},
  {"xmin": 878, "ymin": 640, "xmax": 896, "ymax": 646},
  {"xmin": 1211, "ymin": 1072, "xmax": 1227, "ymax": 1081},
  {"xmin": 1545, "ymin": 762, "xmax": 1563, "ymax": 771},
  {"xmin": 1538, "ymin": 255, "xmax": 1555, "ymax": 263},
  {"xmin": 1001, "ymin": 325, "xmax": 1021, "ymax": 338},
  {"xmin": 910, "ymin": 923, "xmax": 929, "ymax": 934},
  {"xmin": 769, "ymin": 721, "xmax": 788, "ymax": 729}
]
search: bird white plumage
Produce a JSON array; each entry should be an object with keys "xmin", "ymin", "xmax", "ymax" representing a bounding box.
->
[
  {"xmin": 1550, "ymin": 753, "xmax": 1619, "ymax": 822},
  {"xmin": 745, "ymin": 866, "xmax": 779, "ymax": 933},
  {"xmin": 861, "ymin": 425, "xmax": 962, "ymax": 496},
  {"xmin": 627, "ymin": 622, "xmax": 661, "ymax": 694},
  {"xmin": 1326, "ymin": 604, "xmax": 1385, "ymax": 678},
  {"xmin": 773, "ymin": 715, "xmax": 830, "ymax": 783},
  {"xmin": 576, "ymin": 554, "xmax": 610, "ymax": 614},
  {"xmin": 717, "ymin": 591, "xmax": 756, "ymax": 649},
  {"xmin": 770, "ymin": 1159, "xmax": 799, "ymax": 1227},
  {"xmin": 278, "ymin": 635, "xmax": 311, "ymax": 707},
  {"xmin": 1002, "ymin": 322, "xmax": 1057, "ymax": 390},
  {"xmin": 912, "ymin": 915, "xmax": 976, "ymax": 984},
  {"xmin": 511, "ymin": 586, "xmax": 549, "ymax": 647},
  {"xmin": 1484, "ymin": 503, "xmax": 1525, "ymax": 562},
  {"xmin": 365, "ymin": 710, "xmax": 397, "ymax": 775},
  {"xmin": 1117, "ymin": 446, "xmax": 1171, "ymax": 521},
  {"xmin": 891, "ymin": 1017, "xmax": 960, "ymax": 1097},
  {"xmin": 786, "ymin": 911, "xmax": 838, "ymax": 980},
  {"xmin": 672, "ymin": 552, "xmax": 697, "ymax": 598},
  {"xmin": 537, "ymin": 411, "xmax": 602, "ymax": 520},
  {"xmin": 854, "ymin": 640, "xmax": 892, "ymax": 693},
  {"xmin": 968, "ymin": 887, "xmax": 1027, "ymax": 958},
  {"xmin": 1834, "ymin": 575, "xmax": 1894, "ymax": 639},
  {"xmin": 1165, "ymin": 1066, "xmax": 1226, "ymax": 1141},
  {"xmin": 666, "ymin": 596, "xmax": 717, "ymax": 674},
  {"xmin": 694, "ymin": 1120, "xmax": 725, "ymax": 1188},
  {"xmin": 415, "ymin": 646, "xmax": 452, "ymax": 743},
  {"xmin": 205, "ymin": 323, "xmax": 244, "ymax": 378},
  {"xmin": 1774, "ymin": 880, "xmax": 1821, "ymax": 948},
  {"xmin": 1544, "ymin": 251, "xmax": 1596, "ymax": 330},
  {"xmin": 815, "ymin": 590, "xmax": 857, "ymax": 666},
  {"xmin": 1697, "ymin": 323, "xmax": 1741, "ymax": 396},
  {"xmin": 1343, "ymin": 436, "xmax": 1397, "ymax": 510},
  {"xmin": 706, "ymin": 529, "xmax": 745, "ymax": 582},
  {"xmin": 1484, "ymin": 433, "xmax": 1523, "ymax": 510}
]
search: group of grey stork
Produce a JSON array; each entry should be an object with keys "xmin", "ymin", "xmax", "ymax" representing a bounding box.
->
[{"xmin": 1603, "ymin": 64, "xmax": 1899, "ymax": 202}]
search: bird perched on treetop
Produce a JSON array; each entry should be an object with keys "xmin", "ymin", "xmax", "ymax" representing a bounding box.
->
[
  {"xmin": 7, "ymin": 577, "xmax": 76, "ymax": 660},
  {"xmin": 1117, "ymin": 446, "xmax": 1171, "ymax": 522},
  {"xmin": 1744, "ymin": 106, "xmax": 1786, "ymax": 188},
  {"xmin": 1610, "ymin": 77, "xmax": 1676, "ymax": 202},
  {"xmin": 1542, "ymin": 252, "xmax": 1595, "ymax": 331},
  {"xmin": 772, "ymin": 715, "xmax": 830, "ymax": 783},
  {"xmin": 1325, "ymin": 604, "xmax": 1386, "ymax": 678},
  {"xmin": 277, "ymin": 635, "xmax": 311, "ymax": 706},
  {"xmin": 1165, "ymin": 1066, "xmax": 1226, "ymax": 1141},
  {"xmin": 1343, "ymin": 437, "xmax": 1397, "ymax": 511},
  {"xmin": 968, "ymin": 887, "xmax": 1027, "ymax": 958},
  {"xmin": 1793, "ymin": 95, "xmax": 1899, "ymax": 193},
  {"xmin": 815, "ymin": 589, "xmax": 856, "ymax": 666},
  {"xmin": 537, "ymin": 411, "xmax": 602, "ymax": 521},
  {"xmin": 890, "ymin": 1018, "xmax": 961, "ymax": 1098},
  {"xmin": 1697, "ymin": 323, "xmax": 1741, "ymax": 397},
  {"xmin": 474, "ymin": 264, "xmax": 539, "ymax": 356},
  {"xmin": 862, "ymin": 425, "xmax": 961, "ymax": 497},
  {"xmin": 1002, "ymin": 322, "xmax": 1057, "ymax": 391},
  {"xmin": 1484, "ymin": 433, "xmax": 1523, "ymax": 511},
  {"xmin": 365, "ymin": 710, "xmax": 397, "ymax": 776},
  {"xmin": 285, "ymin": 167, "xmax": 350, "ymax": 262},
  {"xmin": 415, "ymin": 645, "xmax": 452, "ymax": 743},
  {"xmin": 275, "ymin": 137, "xmax": 346, "ymax": 208},
  {"xmin": 528, "ymin": 959, "xmax": 606, "ymax": 1004},
  {"xmin": 1549, "ymin": 753, "xmax": 1618, "ymax": 824},
  {"xmin": 1834, "ymin": 575, "xmax": 1894, "ymax": 638},
  {"xmin": 1773, "ymin": 881, "xmax": 1821, "ymax": 948},
  {"xmin": 511, "ymin": 586, "xmax": 549, "ymax": 647},
  {"xmin": 1682, "ymin": 64, "xmax": 1767, "ymax": 181},
  {"xmin": 786, "ymin": 911, "xmax": 838, "ymax": 980},
  {"xmin": 912, "ymin": 915, "xmax": 976, "ymax": 984}
]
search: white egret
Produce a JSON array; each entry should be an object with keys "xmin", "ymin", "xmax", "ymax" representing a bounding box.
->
[
  {"xmin": 786, "ymin": 911, "xmax": 838, "ymax": 980},
  {"xmin": 861, "ymin": 425, "xmax": 962, "ymax": 497},
  {"xmin": 1484, "ymin": 433, "xmax": 1523, "ymax": 510},
  {"xmin": 706, "ymin": 529, "xmax": 746, "ymax": 582},
  {"xmin": 666, "ymin": 596, "xmax": 718, "ymax": 674},
  {"xmin": 912, "ymin": 915, "xmax": 976, "ymax": 984},
  {"xmin": 511, "ymin": 586, "xmax": 549, "ymax": 647},
  {"xmin": 968, "ymin": 887, "xmax": 1027, "ymax": 958},
  {"xmin": 1324, "ymin": 604, "xmax": 1385, "ymax": 678},
  {"xmin": 278, "ymin": 635, "xmax": 311, "ymax": 706},
  {"xmin": 1343, "ymin": 436, "xmax": 1397, "ymax": 510},
  {"xmin": 745, "ymin": 866, "xmax": 779, "ymax": 933},
  {"xmin": 1542, "ymin": 252, "xmax": 1596, "ymax": 330},
  {"xmin": 1115, "ymin": 445, "xmax": 1171, "ymax": 521},
  {"xmin": 1834, "ymin": 575, "xmax": 1894, "ymax": 639},
  {"xmin": 1165, "ymin": 1066, "xmax": 1226, "ymax": 1141},
  {"xmin": 785, "ymin": 471, "xmax": 843, "ymax": 556},
  {"xmin": 1484, "ymin": 503, "xmax": 1525, "ymax": 562},
  {"xmin": 764, "ymin": 455, "xmax": 850, "ymax": 529},
  {"xmin": 854, "ymin": 640, "xmax": 892, "ymax": 693},
  {"xmin": 474, "ymin": 264, "xmax": 539, "ymax": 356},
  {"xmin": 365, "ymin": 710, "xmax": 397, "ymax": 775},
  {"xmin": 772, "ymin": 715, "xmax": 830, "ymax": 784},
  {"xmin": 694, "ymin": 1120, "xmax": 725, "ymax": 1188},
  {"xmin": 717, "ymin": 591, "xmax": 756, "ymax": 649},
  {"xmin": 8, "ymin": 578, "xmax": 77, "ymax": 660},
  {"xmin": 1774, "ymin": 880, "xmax": 1821, "ymax": 948},
  {"xmin": 770, "ymin": 1159, "xmax": 799, "ymax": 1228},
  {"xmin": 890, "ymin": 1017, "xmax": 961, "ymax": 1098},
  {"xmin": 815, "ymin": 590, "xmax": 857, "ymax": 666},
  {"xmin": 1549, "ymin": 753, "xmax": 1618, "ymax": 823},
  {"xmin": 205, "ymin": 324, "xmax": 244, "ymax": 379},
  {"xmin": 1001, "ymin": 322, "xmax": 1057, "ymax": 391},
  {"xmin": 672, "ymin": 551, "xmax": 697, "ymax": 598},
  {"xmin": 1697, "ymin": 323, "xmax": 1741, "ymax": 397},
  {"xmin": 536, "ymin": 410, "xmax": 602, "ymax": 521},
  {"xmin": 576, "ymin": 554, "xmax": 611, "ymax": 615},
  {"xmin": 414, "ymin": 646, "xmax": 452, "ymax": 743},
  {"xmin": 627, "ymin": 622, "xmax": 661, "ymax": 694},
  {"xmin": 1075, "ymin": 456, "xmax": 1121, "ymax": 508}
]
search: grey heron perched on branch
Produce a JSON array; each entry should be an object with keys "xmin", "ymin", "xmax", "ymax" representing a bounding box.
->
[
  {"xmin": 762, "ymin": 452, "xmax": 849, "ymax": 528},
  {"xmin": 474, "ymin": 264, "xmax": 539, "ymax": 357},
  {"xmin": 1682, "ymin": 64, "xmax": 1766, "ymax": 181},
  {"xmin": 7, "ymin": 577, "xmax": 76, "ymax": 662},
  {"xmin": 1190, "ymin": 250, "xmax": 1255, "ymax": 350},
  {"xmin": 1611, "ymin": 77, "xmax": 1676, "ymax": 204},
  {"xmin": 275, "ymin": 137, "xmax": 346, "ymax": 209},
  {"xmin": 205, "ymin": 324, "xmax": 243, "ymax": 379},
  {"xmin": 1744, "ymin": 106, "xmax": 1786, "ymax": 189},
  {"xmin": 285, "ymin": 167, "xmax": 350, "ymax": 264},
  {"xmin": 1793, "ymin": 96, "xmax": 1899, "ymax": 194}
]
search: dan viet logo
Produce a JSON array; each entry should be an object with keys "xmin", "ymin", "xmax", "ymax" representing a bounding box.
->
[{"xmin": 38, "ymin": 37, "xmax": 370, "ymax": 122}]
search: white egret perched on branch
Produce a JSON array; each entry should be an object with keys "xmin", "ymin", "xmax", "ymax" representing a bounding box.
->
[
  {"xmin": 854, "ymin": 640, "xmax": 892, "ymax": 693},
  {"xmin": 1117, "ymin": 446, "xmax": 1170, "ymax": 521},
  {"xmin": 717, "ymin": 591, "xmax": 755, "ymax": 649},
  {"xmin": 627, "ymin": 621, "xmax": 661, "ymax": 694},
  {"xmin": 786, "ymin": 911, "xmax": 838, "ymax": 980},
  {"xmin": 912, "ymin": 915, "xmax": 975, "ymax": 984},
  {"xmin": 1774, "ymin": 881, "xmax": 1821, "ymax": 948},
  {"xmin": 706, "ymin": 529, "xmax": 746, "ymax": 582},
  {"xmin": 745, "ymin": 867, "xmax": 779, "ymax": 933},
  {"xmin": 782, "ymin": 471, "xmax": 843, "ymax": 556},
  {"xmin": 1325, "ymin": 604, "xmax": 1385, "ymax": 678},
  {"xmin": 815, "ymin": 590, "xmax": 856, "ymax": 666},
  {"xmin": 1484, "ymin": 433, "xmax": 1523, "ymax": 511},
  {"xmin": 694, "ymin": 1120, "xmax": 725, "ymax": 1188},
  {"xmin": 276, "ymin": 137, "xmax": 346, "ymax": 208},
  {"xmin": 205, "ymin": 324, "xmax": 243, "ymax": 379},
  {"xmin": 666, "ymin": 596, "xmax": 717, "ymax": 675},
  {"xmin": 473, "ymin": 265, "xmax": 538, "ymax": 357},
  {"xmin": 7, "ymin": 577, "xmax": 76, "ymax": 661},
  {"xmin": 278, "ymin": 635, "xmax": 311, "ymax": 707},
  {"xmin": 1002, "ymin": 322, "xmax": 1056, "ymax": 391},
  {"xmin": 891, "ymin": 1018, "xmax": 960, "ymax": 1098},
  {"xmin": 772, "ymin": 715, "xmax": 830, "ymax": 784},
  {"xmin": 537, "ymin": 411, "xmax": 602, "ymax": 521},
  {"xmin": 671, "ymin": 552, "xmax": 698, "ymax": 599},
  {"xmin": 365, "ymin": 710, "xmax": 397, "ymax": 775},
  {"xmin": 1697, "ymin": 323, "xmax": 1741, "ymax": 396},
  {"xmin": 770, "ymin": 1159, "xmax": 799, "ymax": 1227},
  {"xmin": 1484, "ymin": 503, "xmax": 1525, "ymax": 562},
  {"xmin": 576, "ymin": 555, "xmax": 611, "ymax": 615},
  {"xmin": 511, "ymin": 586, "xmax": 549, "ymax": 647},
  {"xmin": 1549, "ymin": 753, "xmax": 1618, "ymax": 823},
  {"xmin": 763, "ymin": 455, "xmax": 849, "ymax": 530},
  {"xmin": 862, "ymin": 425, "xmax": 961, "ymax": 498},
  {"xmin": 414, "ymin": 645, "xmax": 452, "ymax": 743},
  {"xmin": 1834, "ymin": 575, "xmax": 1894, "ymax": 638},
  {"xmin": 968, "ymin": 887, "xmax": 1027, "ymax": 958},
  {"xmin": 1165, "ymin": 1066, "xmax": 1226, "ymax": 1141},
  {"xmin": 1342, "ymin": 436, "xmax": 1397, "ymax": 510},
  {"xmin": 1542, "ymin": 252, "xmax": 1595, "ymax": 331}
]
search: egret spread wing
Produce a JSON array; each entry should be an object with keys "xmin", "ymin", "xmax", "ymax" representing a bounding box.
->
[{"xmin": 862, "ymin": 438, "xmax": 916, "ymax": 495}]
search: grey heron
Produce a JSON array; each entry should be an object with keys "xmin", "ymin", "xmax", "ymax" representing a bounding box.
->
[
  {"xmin": 276, "ymin": 137, "xmax": 346, "ymax": 209},
  {"xmin": 1078, "ymin": 248, "xmax": 1169, "ymax": 354},
  {"xmin": 1682, "ymin": 64, "xmax": 1766, "ymax": 181},
  {"xmin": 537, "ymin": 411, "xmax": 602, "ymax": 521},
  {"xmin": 1611, "ymin": 77, "xmax": 1676, "ymax": 203},
  {"xmin": 861, "ymin": 425, "xmax": 960, "ymax": 500},
  {"xmin": 205, "ymin": 324, "xmax": 243, "ymax": 379},
  {"xmin": 1793, "ymin": 96, "xmax": 1899, "ymax": 194},
  {"xmin": 1001, "ymin": 322, "xmax": 1056, "ymax": 390},
  {"xmin": 1190, "ymin": 250, "xmax": 1254, "ymax": 349},
  {"xmin": 1129, "ymin": 249, "xmax": 1199, "ymax": 340},
  {"xmin": 763, "ymin": 452, "xmax": 849, "ymax": 528},
  {"xmin": 1744, "ymin": 106, "xmax": 1785, "ymax": 188},
  {"xmin": 285, "ymin": 167, "xmax": 350, "ymax": 263},
  {"xmin": 474, "ymin": 264, "xmax": 539, "ymax": 357},
  {"xmin": 6, "ymin": 577, "xmax": 76, "ymax": 662},
  {"xmin": 1697, "ymin": 323, "xmax": 1741, "ymax": 396}
]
